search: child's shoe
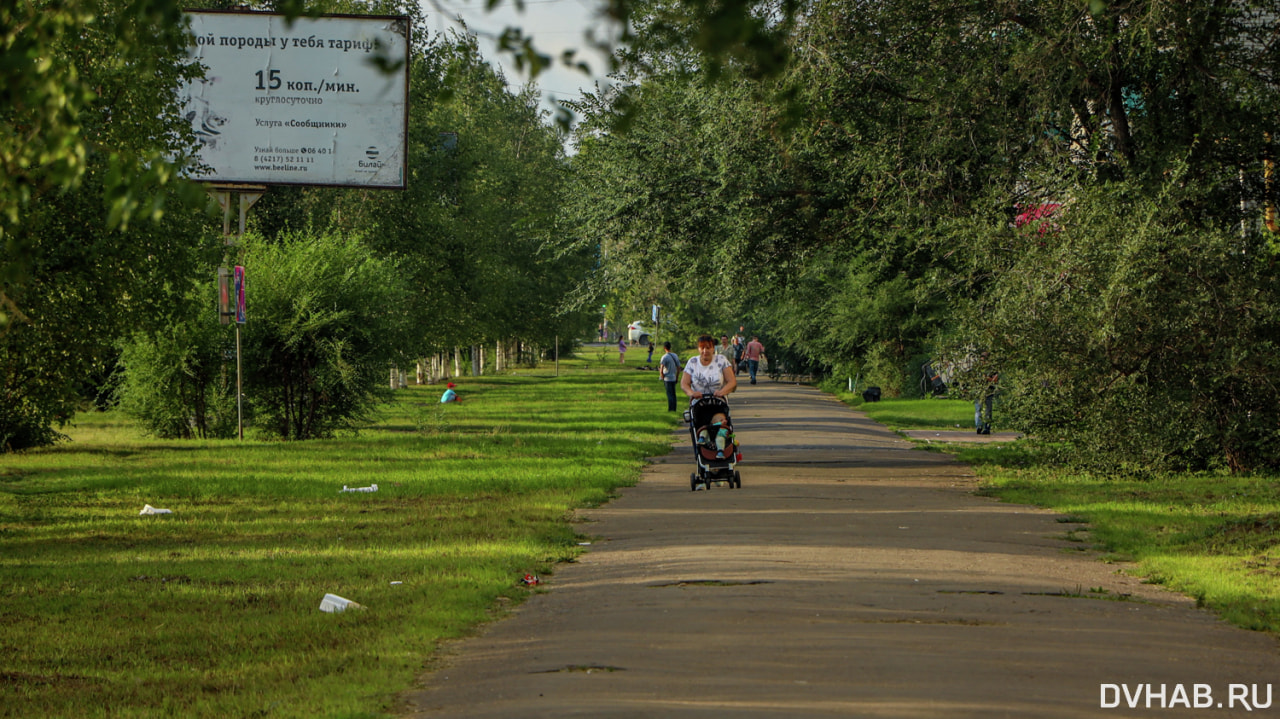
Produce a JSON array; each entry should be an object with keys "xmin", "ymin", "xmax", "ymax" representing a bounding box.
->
[{"xmin": 715, "ymin": 450, "xmax": 724, "ymax": 459}]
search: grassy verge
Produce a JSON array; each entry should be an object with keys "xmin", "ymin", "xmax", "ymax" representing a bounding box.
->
[
  {"xmin": 832, "ymin": 396, "xmax": 1280, "ymax": 636},
  {"xmin": 0, "ymin": 347, "xmax": 677, "ymax": 718},
  {"xmin": 828, "ymin": 392, "xmax": 977, "ymax": 430}
]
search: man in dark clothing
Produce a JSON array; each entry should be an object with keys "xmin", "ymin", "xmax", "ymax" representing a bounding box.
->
[{"xmin": 659, "ymin": 342, "xmax": 681, "ymax": 411}]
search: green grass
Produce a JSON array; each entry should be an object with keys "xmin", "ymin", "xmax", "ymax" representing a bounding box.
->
[
  {"xmin": 847, "ymin": 398, "xmax": 1280, "ymax": 635},
  {"xmin": 0, "ymin": 347, "xmax": 677, "ymax": 718},
  {"xmin": 827, "ymin": 390, "xmax": 976, "ymax": 430}
]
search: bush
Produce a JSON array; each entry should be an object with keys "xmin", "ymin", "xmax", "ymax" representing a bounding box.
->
[
  {"xmin": 114, "ymin": 287, "xmax": 237, "ymax": 439},
  {"xmin": 239, "ymin": 231, "xmax": 412, "ymax": 440},
  {"xmin": 962, "ymin": 180, "xmax": 1280, "ymax": 472}
]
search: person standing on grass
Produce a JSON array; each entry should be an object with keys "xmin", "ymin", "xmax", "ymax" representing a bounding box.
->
[
  {"xmin": 646, "ymin": 339, "xmax": 655, "ymax": 364},
  {"xmin": 659, "ymin": 342, "xmax": 681, "ymax": 411},
  {"xmin": 744, "ymin": 336, "xmax": 766, "ymax": 385},
  {"xmin": 618, "ymin": 336, "xmax": 628, "ymax": 364}
]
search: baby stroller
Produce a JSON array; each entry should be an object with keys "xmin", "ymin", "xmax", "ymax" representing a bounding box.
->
[{"xmin": 683, "ymin": 395, "xmax": 742, "ymax": 491}]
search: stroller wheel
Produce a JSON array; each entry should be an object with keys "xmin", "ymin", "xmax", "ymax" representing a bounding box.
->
[
  {"xmin": 733, "ymin": 470, "xmax": 742, "ymax": 489},
  {"xmin": 690, "ymin": 473, "xmax": 700, "ymax": 492}
]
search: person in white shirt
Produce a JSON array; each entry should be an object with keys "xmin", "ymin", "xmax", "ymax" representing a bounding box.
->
[
  {"xmin": 681, "ymin": 334, "xmax": 738, "ymax": 458},
  {"xmin": 682, "ymin": 334, "xmax": 738, "ymax": 400}
]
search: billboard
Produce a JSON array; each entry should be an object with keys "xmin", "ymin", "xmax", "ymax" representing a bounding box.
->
[{"xmin": 180, "ymin": 11, "xmax": 410, "ymax": 188}]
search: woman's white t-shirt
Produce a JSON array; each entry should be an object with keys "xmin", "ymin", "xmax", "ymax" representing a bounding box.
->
[{"xmin": 684, "ymin": 354, "xmax": 731, "ymax": 395}]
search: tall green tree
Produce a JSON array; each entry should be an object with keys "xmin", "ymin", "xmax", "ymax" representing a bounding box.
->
[{"xmin": 0, "ymin": 0, "xmax": 221, "ymax": 450}]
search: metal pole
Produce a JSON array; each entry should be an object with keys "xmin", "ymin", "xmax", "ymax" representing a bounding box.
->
[
  {"xmin": 236, "ymin": 324, "xmax": 243, "ymax": 440},
  {"xmin": 237, "ymin": 198, "xmax": 246, "ymax": 440},
  {"xmin": 555, "ymin": 335, "xmax": 559, "ymax": 377},
  {"xmin": 210, "ymin": 185, "xmax": 264, "ymax": 442}
]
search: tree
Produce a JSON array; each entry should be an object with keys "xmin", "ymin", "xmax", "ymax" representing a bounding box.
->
[
  {"xmin": 254, "ymin": 30, "xmax": 592, "ymax": 361},
  {"xmin": 0, "ymin": 0, "xmax": 207, "ymax": 326},
  {"xmin": 238, "ymin": 230, "xmax": 412, "ymax": 440}
]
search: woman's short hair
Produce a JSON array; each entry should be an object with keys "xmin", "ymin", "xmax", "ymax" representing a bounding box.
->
[{"xmin": 697, "ymin": 334, "xmax": 716, "ymax": 348}]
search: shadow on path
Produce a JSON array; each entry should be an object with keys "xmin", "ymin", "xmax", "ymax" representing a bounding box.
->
[{"xmin": 398, "ymin": 382, "xmax": 1280, "ymax": 718}]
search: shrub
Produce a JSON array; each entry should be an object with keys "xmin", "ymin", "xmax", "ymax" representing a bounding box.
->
[
  {"xmin": 962, "ymin": 180, "xmax": 1280, "ymax": 472},
  {"xmin": 114, "ymin": 284, "xmax": 237, "ymax": 439},
  {"xmin": 239, "ymin": 231, "xmax": 412, "ymax": 440}
]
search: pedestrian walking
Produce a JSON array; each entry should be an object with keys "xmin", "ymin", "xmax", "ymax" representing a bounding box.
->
[
  {"xmin": 618, "ymin": 336, "xmax": 628, "ymax": 364},
  {"xmin": 717, "ymin": 335, "xmax": 734, "ymax": 365},
  {"xmin": 744, "ymin": 336, "xmax": 766, "ymax": 385},
  {"xmin": 659, "ymin": 342, "xmax": 681, "ymax": 411},
  {"xmin": 975, "ymin": 372, "xmax": 997, "ymax": 434}
]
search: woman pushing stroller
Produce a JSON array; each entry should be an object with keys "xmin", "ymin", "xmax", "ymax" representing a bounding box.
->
[{"xmin": 682, "ymin": 334, "xmax": 738, "ymax": 458}]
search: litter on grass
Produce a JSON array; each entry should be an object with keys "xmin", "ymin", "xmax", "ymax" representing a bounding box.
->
[
  {"xmin": 340, "ymin": 484, "xmax": 378, "ymax": 493},
  {"xmin": 139, "ymin": 504, "xmax": 173, "ymax": 516},
  {"xmin": 522, "ymin": 574, "xmax": 540, "ymax": 586},
  {"xmin": 319, "ymin": 593, "xmax": 364, "ymax": 613}
]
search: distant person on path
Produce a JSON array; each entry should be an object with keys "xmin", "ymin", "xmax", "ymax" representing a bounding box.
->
[
  {"xmin": 975, "ymin": 372, "xmax": 997, "ymax": 435},
  {"xmin": 646, "ymin": 339, "xmax": 655, "ymax": 364},
  {"xmin": 440, "ymin": 382, "xmax": 461, "ymax": 403},
  {"xmin": 618, "ymin": 337, "xmax": 628, "ymax": 364},
  {"xmin": 732, "ymin": 327, "xmax": 746, "ymax": 373},
  {"xmin": 744, "ymin": 336, "xmax": 766, "ymax": 385},
  {"xmin": 683, "ymin": 335, "xmax": 738, "ymax": 400},
  {"xmin": 659, "ymin": 342, "xmax": 681, "ymax": 411},
  {"xmin": 716, "ymin": 335, "xmax": 734, "ymax": 365}
]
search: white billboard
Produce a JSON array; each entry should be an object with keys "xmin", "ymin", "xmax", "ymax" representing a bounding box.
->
[{"xmin": 180, "ymin": 11, "xmax": 409, "ymax": 188}]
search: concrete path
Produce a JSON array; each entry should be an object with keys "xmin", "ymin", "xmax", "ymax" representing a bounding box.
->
[{"xmin": 398, "ymin": 382, "xmax": 1280, "ymax": 717}]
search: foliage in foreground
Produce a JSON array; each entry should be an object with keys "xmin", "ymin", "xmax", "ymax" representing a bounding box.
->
[{"xmin": 0, "ymin": 365, "xmax": 676, "ymax": 717}]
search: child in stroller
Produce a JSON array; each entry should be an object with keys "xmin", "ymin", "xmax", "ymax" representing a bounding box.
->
[{"xmin": 684, "ymin": 395, "xmax": 742, "ymax": 490}]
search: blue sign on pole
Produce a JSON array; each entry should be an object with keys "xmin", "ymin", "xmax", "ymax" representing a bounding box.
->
[{"xmin": 234, "ymin": 266, "xmax": 246, "ymax": 323}]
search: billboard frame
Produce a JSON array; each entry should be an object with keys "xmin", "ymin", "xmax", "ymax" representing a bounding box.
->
[{"xmin": 181, "ymin": 8, "xmax": 411, "ymax": 190}]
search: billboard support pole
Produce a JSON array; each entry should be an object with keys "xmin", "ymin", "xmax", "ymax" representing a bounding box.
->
[
  {"xmin": 236, "ymin": 324, "xmax": 243, "ymax": 440},
  {"xmin": 211, "ymin": 184, "xmax": 266, "ymax": 441}
]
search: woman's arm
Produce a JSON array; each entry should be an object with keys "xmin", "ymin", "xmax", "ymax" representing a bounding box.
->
[
  {"xmin": 717, "ymin": 363, "xmax": 738, "ymax": 396},
  {"xmin": 681, "ymin": 369, "xmax": 697, "ymax": 398}
]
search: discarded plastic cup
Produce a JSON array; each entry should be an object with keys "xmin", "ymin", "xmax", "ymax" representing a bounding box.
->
[{"xmin": 319, "ymin": 593, "xmax": 364, "ymax": 613}]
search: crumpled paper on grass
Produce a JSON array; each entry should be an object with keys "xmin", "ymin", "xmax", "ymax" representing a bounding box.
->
[
  {"xmin": 139, "ymin": 504, "xmax": 173, "ymax": 516},
  {"xmin": 319, "ymin": 593, "xmax": 364, "ymax": 613}
]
